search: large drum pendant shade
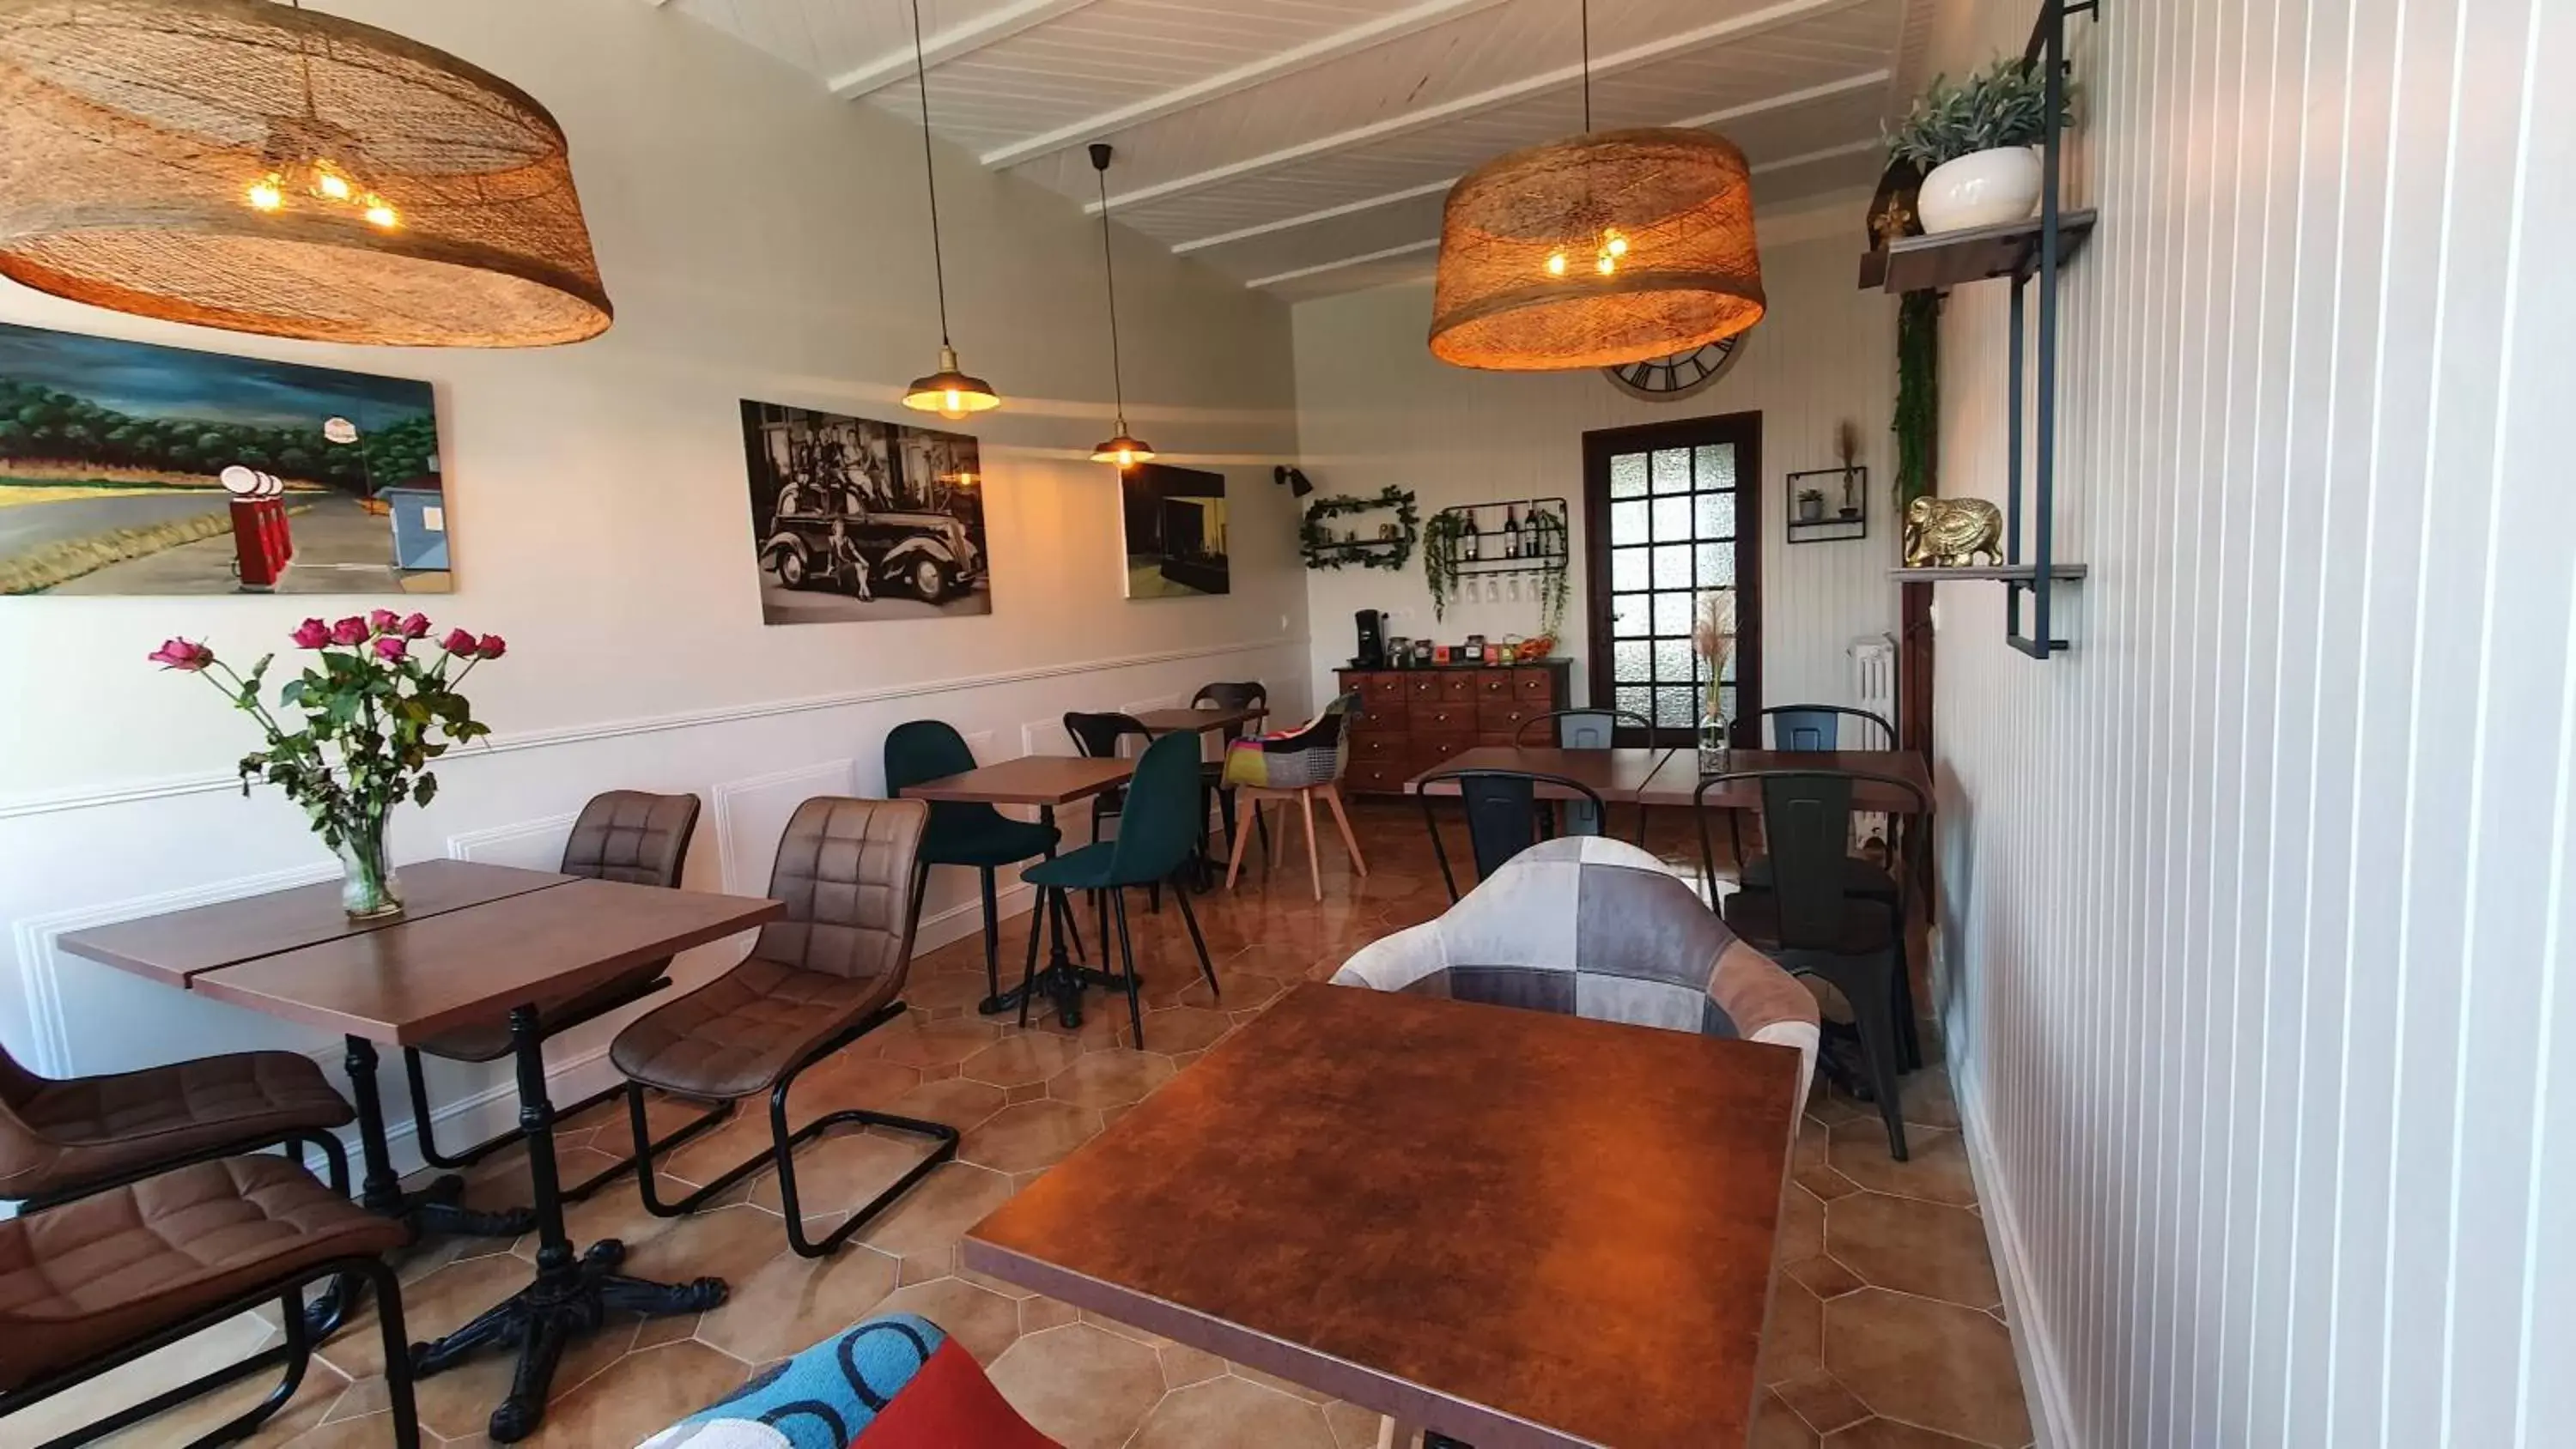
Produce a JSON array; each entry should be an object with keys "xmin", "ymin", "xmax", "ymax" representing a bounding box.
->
[
  {"xmin": 1430, "ymin": 128, "xmax": 1765, "ymax": 371},
  {"xmin": 0, "ymin": 0, "xmax": 612, "ymax": 347}
]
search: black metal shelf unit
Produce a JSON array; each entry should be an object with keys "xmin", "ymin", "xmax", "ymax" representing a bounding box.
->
[
  {"xmin": 1436, "ymin": 497, "xmax": 1570, "ymax": 577},
  {"xmin": 1882, "ymin": 0, "xmax": 2099, "ymax": 659}
]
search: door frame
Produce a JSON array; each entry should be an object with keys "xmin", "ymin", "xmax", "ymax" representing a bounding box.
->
[{"xmin": 1579, "ymin": 410, "xmax": 1764, "ymax": 749}]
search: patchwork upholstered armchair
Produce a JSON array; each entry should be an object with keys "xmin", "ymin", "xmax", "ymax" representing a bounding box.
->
[
  {"xmin": 1334, "ymin": 835, "xmax": 1820, "ymax": 1108},
  {"xmin": 1219, "ymin": 692, "xmax": 1366, "ymax": 900}
]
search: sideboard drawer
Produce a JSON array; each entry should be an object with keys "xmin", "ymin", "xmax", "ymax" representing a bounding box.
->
[
  {"xmin": 1473, "ymin": 670, "xmax": 1517, "ymax": 702},
  {"xmin": 1352, "ymin": 731, "xmax": 1407, "ymax": 763},
  {"xmin": 1479, "ymin": 701, "xmax": 1540, "ymax": 738},
  {"xmin": 1410, "ymin": 703, "xmax": 1476, "ymax": 735},
  {"xmin": 1406, "ymin": 674, "xmax": 1442, "ymax": 700},
  {"xmin": 1352, "ymin": 760, "xmax": 1415, "ymax": 795},
  {"xmin": 1437, "ymin": 672, "xmax": 1478, "ymax": 702},
  {"xmin": 1514, "ymin": 667, "xmax": 1556, "ymax": 703}
]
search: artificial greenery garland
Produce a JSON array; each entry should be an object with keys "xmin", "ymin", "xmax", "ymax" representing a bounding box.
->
[
  {"xmin": 1893, "ymin": 290, "xmax": 1940, "ymax": 504},
  {"xmin": 1421, "ymin": 510, "xmax": 1467, "ymax": 620},
  {"xmin": 1300, "ymin": 486, "xmax": 1419, "ymax": 571}
]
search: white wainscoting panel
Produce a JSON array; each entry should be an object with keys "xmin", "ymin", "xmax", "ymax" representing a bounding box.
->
[
  {"xmin": 447, "ymin": 811, "xmax": 582, "ymax": 870},
  {"xmin": 711, "ymin": 760, "xmax": 857, "ymax": 894}
]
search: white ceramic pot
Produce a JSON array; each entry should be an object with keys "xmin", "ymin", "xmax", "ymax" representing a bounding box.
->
[{"xmin": 1917, "ymin": 146, "xmax": 2044, "ymax": 233}]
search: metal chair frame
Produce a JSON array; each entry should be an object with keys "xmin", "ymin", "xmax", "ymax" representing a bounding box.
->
[
  {"xmin": 1191, "ymin": 682, "xmax": 1273, "ymax": 863},
  {"xmin": 1752, "ymin": 703, "xmax": 1897, "ymax": 751},
  {"xmin": 1416, "ymin": 767, "xmax": 1617, "ymax": 901},
  {"xmin": 1510, "ymin": 706, "xmax": 1654, "ymax": 748}
]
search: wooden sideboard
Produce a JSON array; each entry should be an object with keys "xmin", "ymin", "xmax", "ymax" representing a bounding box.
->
[{"xmin": 1334, "ymin": 658, "xmax": 1577, "ymax": 796}]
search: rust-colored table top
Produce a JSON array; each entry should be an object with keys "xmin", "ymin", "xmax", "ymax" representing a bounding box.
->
[
  {"xmin": 899, "ymin": 754, "xmax": 1133, "ymax": 807},
  {"xmin": 1406, "ymin": 744, "xmax": 1675, "ymax": 803},
  {"xmin": 963, "ymin": 983, "xmax": 1801, "ymax": 1448},
  {"xmin": 1638, "ymin": 749, "xmax": 1934, "ymax": 811},
  {"xmin": 56, "ymin": 859, "xmax": 574, "ymax": 988},
  {"xmin": 186, "ymin": 879, "xmax": 781, "ymax": 1046},
  {"xmin": 1129, "ymin": 705, "xmax": 1267, "ymax": 737}
]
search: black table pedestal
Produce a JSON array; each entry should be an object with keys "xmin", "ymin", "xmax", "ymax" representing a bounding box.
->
[
  {"xmin": 409, "ymin": 1006, "xmax": 726, "ymax": 1442},
  {"xmin": 343, "ymin": 1036, "xmax": 537, "ymax": 1242},
  {"xmin": 974, "ymin": 804, "xmax": 1124, "ymax": 1026}
]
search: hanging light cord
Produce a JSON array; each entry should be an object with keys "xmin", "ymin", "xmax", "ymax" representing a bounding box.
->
[
  {"xmin": 910, "ymin": 0, "xmax": 955, "ymax": 349},
  {"xmin": 1578, "ymin": 0, "xmax": 1591, "ymax": 131},
  {"xmin": 1096, "ymin": 166, "xmax": 1128, "ymax": 426},
  {"xmin": 287, "ymin": 0, "xmax": 319, "ymax": 121}
]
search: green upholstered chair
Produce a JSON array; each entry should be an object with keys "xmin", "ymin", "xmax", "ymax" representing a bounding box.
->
[
  {"xmin": 1016, "ymin": 731, "xmax": 1218, "ymax": 1046},
  {"xmin": 885, "ymin": 720, "xmax": 1076, "ymax": 1012}
]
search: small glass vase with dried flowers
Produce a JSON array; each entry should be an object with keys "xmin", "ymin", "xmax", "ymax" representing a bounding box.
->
[
  {"xmin": 149, "ymin": 611, "xmax": 505, "ymax": 919},
  {"xmin": 1692, "ymin": 591, "xmax": 1737, "ymax": 773}
]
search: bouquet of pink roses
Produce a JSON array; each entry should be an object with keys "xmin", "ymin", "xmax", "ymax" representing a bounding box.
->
[{"xmin": 150, "ymin": 610, "xmax": 506, "ymax": 917}]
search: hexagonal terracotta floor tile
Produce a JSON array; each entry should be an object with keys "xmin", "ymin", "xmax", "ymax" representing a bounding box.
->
[
  {"xmin": 1121, "ymin": 1004, "xmax": 1235, "ymax": 1053},
  {"xmin": 1760, "ymin": 1275, "xmax": 1826, "ymax": 1385},
  {"xmin": 514, "ymin": 1340, "xmax": 753, "ymax": 1448},
  {"xmin": 1780, "ymin": 1181, "xmax": 1826, "ymax": 1262},
  {"xmin": 696, "ymin": 1240, "xmax": 899, "ymax": 1363},
  {"xmin": 872, "ymin": 1275, "xmax": 1024, "ymax": 1365},
  {"xmin": 1826, "ymin": 1120, "xmax": 1978, "ymax": 1207},
  {"xmin": 1795, "ymin": 1119, "xmax": 1862, "ymax": 1201},
  {"xmin": 986, "ymin": 1323, "xmax": 1166, "ymax": 1449},
  {"xmin": 1823, "ymin": 1416, "xmax": 1992, "ymax": 1446},
  {"xmin": 960, "ymin": 1031, "xmax": 1089, "ymax": 1087},
  {"xmin": 873, "ymin": 1016, "xmax": 1004, "ymax": 1069},
  {"xmin": 885, "ymin": 1074, "xmax": 1011, "ymax": 1131},
  {"xmin": 1127, "ymin": 1373, "xmax": 1340, "ymax": 1448},
  {"xmin": 1750, "ymin": 1387, "xmax": 1822, "ymax": 1449},
  {"xmin": 959, "ymin": 1099, "xmax": 1100, "ymax": 1173},
  {"xmin": 748, "ymin": 1125, "xmax": 941, "ymax": 1219},
  {"xmin": 1824, "ymin": 1288, "xmax": 2031, "ymax": 1446},
  {"xmin": 856, "ymin": 1161, "xmax": 1017, "ymax": 1267},
  {"xmin": 1826, "ymin": 1191, "xmax": 2001, "ymax": 1308},
  {"xmin": 1048, "ymin": 1047, "xmax": 1175, "ymax": 1108}
]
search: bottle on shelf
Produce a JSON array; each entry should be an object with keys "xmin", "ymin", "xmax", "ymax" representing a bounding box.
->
[
  {"xmin": 1461, "ymin": 510, "xmax": 1480, "ymax": 561},
  {"xmin": 1504, "ymin": 503, "xmax": 1522, "ymax": 559}
]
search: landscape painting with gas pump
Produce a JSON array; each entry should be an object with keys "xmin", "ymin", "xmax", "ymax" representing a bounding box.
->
[{"xmin": 0, "ymin": 320, "xmax": 446, "ymax": 596}]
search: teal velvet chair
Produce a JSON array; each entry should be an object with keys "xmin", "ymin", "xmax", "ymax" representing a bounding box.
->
[
  {"xmin": 885, "ymin": 720, "xmax": 1079, "ymax": 1013},
  {"xmin": 1016, "ymin": 731, "xmax": 1218, "ymax": 1046}
]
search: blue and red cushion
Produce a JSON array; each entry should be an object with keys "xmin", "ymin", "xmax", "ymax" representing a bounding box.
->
[{"xmin": 637, "ymin": 1314, "xmax": 1060, "ymax": 1449}]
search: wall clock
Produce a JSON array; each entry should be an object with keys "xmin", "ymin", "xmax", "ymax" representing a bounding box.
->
[{"xmin": 1603, "ymin": 334, "xmax": 1747, "ymax": 401}]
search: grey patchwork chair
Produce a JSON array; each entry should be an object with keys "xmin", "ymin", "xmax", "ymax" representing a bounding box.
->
[{"xmin": 1333, "ymin": 836, "xmax": 1820, "ymax": 1112}]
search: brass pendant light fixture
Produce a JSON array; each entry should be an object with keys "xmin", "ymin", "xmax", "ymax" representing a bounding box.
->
[
  {"xmin": 1084, "ymin": 144, "xmax": 1154, "ymax": 470},
  {"xmin": 1427, "ymin": 0, "xmax": 1765, "ymax": 371},
  {"xmin": 0, "ymin": 0, "xmax": 612, "ymax": 347},
  {"xmin": 898, "ymin": 0, "xmax": 999, "ymax": 420}
]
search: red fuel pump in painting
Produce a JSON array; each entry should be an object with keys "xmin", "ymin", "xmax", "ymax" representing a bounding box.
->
[{"xmin": 221, "ymin": 465, "xmax": 295, "ymax": 591}]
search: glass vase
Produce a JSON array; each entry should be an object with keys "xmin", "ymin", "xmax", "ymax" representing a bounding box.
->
[
  {"xmin": 334, "ymin": 808, "xmax": 404, "ymax": 920},
  {"xmin": 1698, "ymin": 713, "xmax": 1733, "ymax": 775}
]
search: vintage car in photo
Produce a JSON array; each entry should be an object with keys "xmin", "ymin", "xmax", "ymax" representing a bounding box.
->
[{"xmin": 759, "ymin": 506, "xmax": 983, "ymax": 603}]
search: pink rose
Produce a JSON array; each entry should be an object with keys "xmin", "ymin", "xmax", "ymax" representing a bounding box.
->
[
  {"xmin": 438, "ymin": 627, "xmax": 479, "ymax": 654},
  {"xmin": 289, "ymin": 617, "xmax": 331, "ymax": 649},
  {"xmin": 372, "ymin": 635, "xmax": 408, "ymax": 663},
  {"xmin": 330, "ymin": 616, "xmax": 369, "ymax": 646},
  {"xmin": 366, "ymin": 608, "xmax": 399, "ymax": 634},
  {"xmin": 398, "ymin": 612, "xmax": 432, "ymax": 639},
  {"xmin": 147, "ymin": 638, "xmax": 214, "ymax": 671},
  {"xmin": 474, "ymin": 634, "xmax": 507, "ymax": 661}
]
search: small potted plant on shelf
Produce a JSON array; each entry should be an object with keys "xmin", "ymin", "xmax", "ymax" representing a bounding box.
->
[
  {"xmin": 1796, "ymin": 486, "xmax": 1826, "ymax": 523},
  {"xmin": 1885, "ymin": 56, "xmax": 2077, "ymax": 233}
]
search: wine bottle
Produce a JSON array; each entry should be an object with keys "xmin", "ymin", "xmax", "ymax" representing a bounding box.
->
[
  {"xmin": 1461, "ymin": 511, "xmax": 1480, "ymax": 561},
  {"xmin": 1504, "ymin": 503, "xmax": 1521, "ymax": 558}
]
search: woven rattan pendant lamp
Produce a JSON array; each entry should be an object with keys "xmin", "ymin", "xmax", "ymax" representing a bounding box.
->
[
  {"xmin": 898, "ymin": 0, "xmax": 998, "ymax": 420},
  {"xmin": 0, "ymin": 0, "xmax": 611, "ymax": 347},
  {"xmin": 1427, "ymin": 0, "xmax": 1764, "ymax": 371},
  {"xmin": 1084, "ymin": 144, "xmax": 1153, "ymax": 470}
]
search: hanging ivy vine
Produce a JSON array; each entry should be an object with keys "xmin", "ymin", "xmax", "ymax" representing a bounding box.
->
[
  {"xmin": 1527, "ymin": 506, "xmax": 1571, "ymax": 639},
  {"xmin": 1421, "ymin": 510, "xmax": 1468, "ymax": 620},
  {"xmin": 1893, "ymin": 290, "xmax": 1941, "ymax": 504},
  {"xmin": 1300, "ymin": 486, "xmax": 1419, "ymax": 571}
]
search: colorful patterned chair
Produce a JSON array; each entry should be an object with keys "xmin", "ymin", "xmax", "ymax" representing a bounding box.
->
[
  {"xmin": 639, "ymin": 1313, "xmax": 1057, "ymax": 1448},
  {"xmin": 1333, "ymin": 835, "xmax": 1820, "ymax": 1111},
  {"xmin": 1218, "ymin": 692, "xmax": 1365, "ymax": 901}
]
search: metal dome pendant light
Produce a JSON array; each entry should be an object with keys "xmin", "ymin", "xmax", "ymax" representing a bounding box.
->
[
  {"xmin": 0, "ymin": 0, "xmax": 612, "ymax": 347},
  {"xmin": 1427, "ymin": 0, "xmax": 1765, "ymax": 371},
  {"xmin": 899, "ymin": 0, "xmax": 999, "ymax": 420},
  {"xmin": 1084, "ymin": 144, "xmax": 1154, "ymax": 470}
]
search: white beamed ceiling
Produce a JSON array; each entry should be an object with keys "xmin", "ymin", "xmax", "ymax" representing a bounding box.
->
[{"xmin": 662, "ymin": 0, "xmax": 1931, "ymax": 298}]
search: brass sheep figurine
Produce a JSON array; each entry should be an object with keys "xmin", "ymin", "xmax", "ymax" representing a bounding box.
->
[{"xmin": 1903, "ymin": 496, "xmax": 2005, "ymax": 568}]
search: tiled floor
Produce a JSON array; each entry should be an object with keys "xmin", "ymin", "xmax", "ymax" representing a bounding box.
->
[{"xmin": 28, "ymin": 804, "xmax": 2030, "ymax": 1449}]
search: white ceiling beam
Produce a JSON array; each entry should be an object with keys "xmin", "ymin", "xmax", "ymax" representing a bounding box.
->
[
  {"xmin": 827, "ymin": 0, "xmax": 1103, "ymax": 99},
  {"xmin": 1170, "ymin": 68, "xmax": 1889, "ymax": 255},
  {"xmin": 1236, "ymin": 130, "xmax": 1880, "ymax": 288},
  {"xmin": 1085, "ymin": 0, "xmax": 1876, "ymax": 215},
  {"xmin": 976, "ymin": 0, "xmax": 1514, "ymax": 169}
]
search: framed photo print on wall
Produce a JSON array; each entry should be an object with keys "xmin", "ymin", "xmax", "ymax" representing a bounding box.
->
[
  {"xmin": 740, "ymin": 399, "xmax": 990, "ymax": 624},
  {"xmin": 1121, "ymin": 462, "xmax": 1229, "ymax": 599}
]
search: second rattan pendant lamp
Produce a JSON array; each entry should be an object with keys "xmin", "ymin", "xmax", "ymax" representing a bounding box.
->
[
  {"xmin": 1427, "ymin": 0, "xmax": 1765, "ymax": 371},
  {"xmin": 1085, "ymin": 144, "xmax": 1153, "ymax": 470},
  {"xmin": 898, "ymin": 0, "xmax": 999, "ymax": 421}
]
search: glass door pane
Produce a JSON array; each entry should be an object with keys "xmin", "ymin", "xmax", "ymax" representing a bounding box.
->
[{"xmin": 1586, "ymin": 415, "xmax": 1758, "ymax": 747}]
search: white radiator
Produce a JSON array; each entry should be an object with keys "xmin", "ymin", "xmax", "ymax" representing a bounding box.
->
[{"xmin": 1851, "ymin": 634, "xmax": 1898, "ymax": 737}]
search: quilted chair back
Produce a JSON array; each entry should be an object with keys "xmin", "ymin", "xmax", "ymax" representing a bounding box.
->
[
  {"xmin": 1334, "ymin": 836, "xmax": 1820, "ymax": 1106},
  {"xmin": 752, "ymin": 797, "xmax": 928, "ymax": 985},
  {"xmin": 562, "ymin": 791, "xmax": 700, "ymax": 888}
]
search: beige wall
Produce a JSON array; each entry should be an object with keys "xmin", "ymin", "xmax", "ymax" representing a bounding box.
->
[
  {"xmin": 0, "ymin": 0, "xmax": 1306, "ymax": 1156},
  {"xmin": 1922, "ymin": 0, "xmax": 2576, "ymax": 1444},
  {"xmin": 1288, "ymin": 219, "xmax": 1902, "ymax": 720}
]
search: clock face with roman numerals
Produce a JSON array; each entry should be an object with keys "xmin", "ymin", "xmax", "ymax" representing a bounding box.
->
[{"xmin": 1603, "ymin": 334, "xmax": 1747, "ymax": 401}]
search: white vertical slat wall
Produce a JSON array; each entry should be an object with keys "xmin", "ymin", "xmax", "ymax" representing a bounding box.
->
[{"xmin": 1924, "ymin": 0, "xmax": 2575, "ymax": 1444}]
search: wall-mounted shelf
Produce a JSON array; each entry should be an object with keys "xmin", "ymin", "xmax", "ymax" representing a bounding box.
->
[
  {"xmin": 1889, "ymin": 563, "xmax": 2089, "ymax": 583},
  {"xmin": 1880, "ymin": 210, "xmax": 2098, "ymax": 294}
]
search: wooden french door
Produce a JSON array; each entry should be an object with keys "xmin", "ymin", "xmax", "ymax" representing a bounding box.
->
[{"xmin": 1581, "ymin": 412, "xmax": 1763, "ymax": 748}]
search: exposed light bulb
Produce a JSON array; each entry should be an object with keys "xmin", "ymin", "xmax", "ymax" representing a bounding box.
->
[
  {"xmin": 1604, "ymin": 230, "xmax": 1629, "ymax": 258},
  {"xmin": 315, "ymin": 169, "xmax": 351, "ymax": 201},
  {"xmin": 943, "ymin": 389, "xmax": 964, "ymax": 418},
  {"xmin": 1596, "ymin": 252, "xmax": 1616, "ymax": 276},
  {"xmin": 1546, "ymin": 252, "xmax": 1570, "ymax": 276},
  {"xmin": 362, "ymin": 197, "xmax": 398, "ymax": 229},
  {"xmin": 1115, "ymin": 447, "xmax": 1135, "ymax": 468},
  {"xmin": 246, "ymin": 177, "xmax": 284, "ymax": 212}
]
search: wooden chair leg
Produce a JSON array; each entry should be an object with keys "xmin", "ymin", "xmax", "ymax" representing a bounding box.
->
[
  {"xmin": 1297, "ymin": 789, "xmax": 1322, "ymax": 900},
  {"xmin": 1224, "ymin": 792, "xmax": 1258, "ymax": 891},
  {"xmin": 1321, "ymin": 783, "xmax": 1367, "ymax": 877}
]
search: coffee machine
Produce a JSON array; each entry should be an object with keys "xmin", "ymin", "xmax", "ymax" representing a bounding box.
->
[{"xmin": 1352, "ymin": 609, "xmax": 1387, "ymax": 669}]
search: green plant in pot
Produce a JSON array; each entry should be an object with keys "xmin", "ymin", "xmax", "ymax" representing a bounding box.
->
[
  {"xmin": 1885, "ymin": 57, "xmax": 2076, "ymax": 233},
  {"xmin": 149, "ymin": 611, "xmax": 503, "ymax": 919}
]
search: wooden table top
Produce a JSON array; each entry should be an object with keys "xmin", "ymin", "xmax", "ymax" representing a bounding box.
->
[
  {"xmin": 1129, "ymin": 705, "xmax": 1267, "ymax": 737},
  {"xmin": 1406, "ymin": 744, "xmax": 1675, "ymax": 803},
  {"xmin": 186, "ymin": 879, "xmax": 782, "ymax": 1046},
  {"xmin": 900, "ymin": 754, "xmax": 1134, "ymax": 807},
  {"xmin": 963, "ymin": 983, "xmax": 1801, "ymax": 1449},
  {"xmin": 56, "ymin": 859, "xmax": 575, "ymax": 988},
  {"xmin": 1637, "ymin": 748, "xmax": 1934, "ymax": 810}
]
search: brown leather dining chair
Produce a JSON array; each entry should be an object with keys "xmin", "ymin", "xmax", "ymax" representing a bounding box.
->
[
  {"xmin": 611, "ymin": 797, "xmax": 959, "ymax": 1258},
  {"xmin": 399, "ymin": 791, "xmax": 733, "ymax": 1203}
]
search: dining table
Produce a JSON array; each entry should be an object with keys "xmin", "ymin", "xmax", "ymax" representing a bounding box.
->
[
  {"xmin": 963, "ymin": 981, "xmax": 1802, "ymax": 1448},
  {"xmin": 58, "ymin": 859, "xmax": 782, "ymax": 1443},
  {"xmin": 1403, "ymin": 743, "xmax": 1676, "ymax": 802},
  {"xmin": 1127, "ymin": 703, "xmax": 1267, "ymax": 738},
  {"xmin": 898, "ymin": 753, "xmax": 1134, "ymax": 1027},
  {"xmin": 1634, "ymin": 746, "xmax": 1935, "ymax": 810}
]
